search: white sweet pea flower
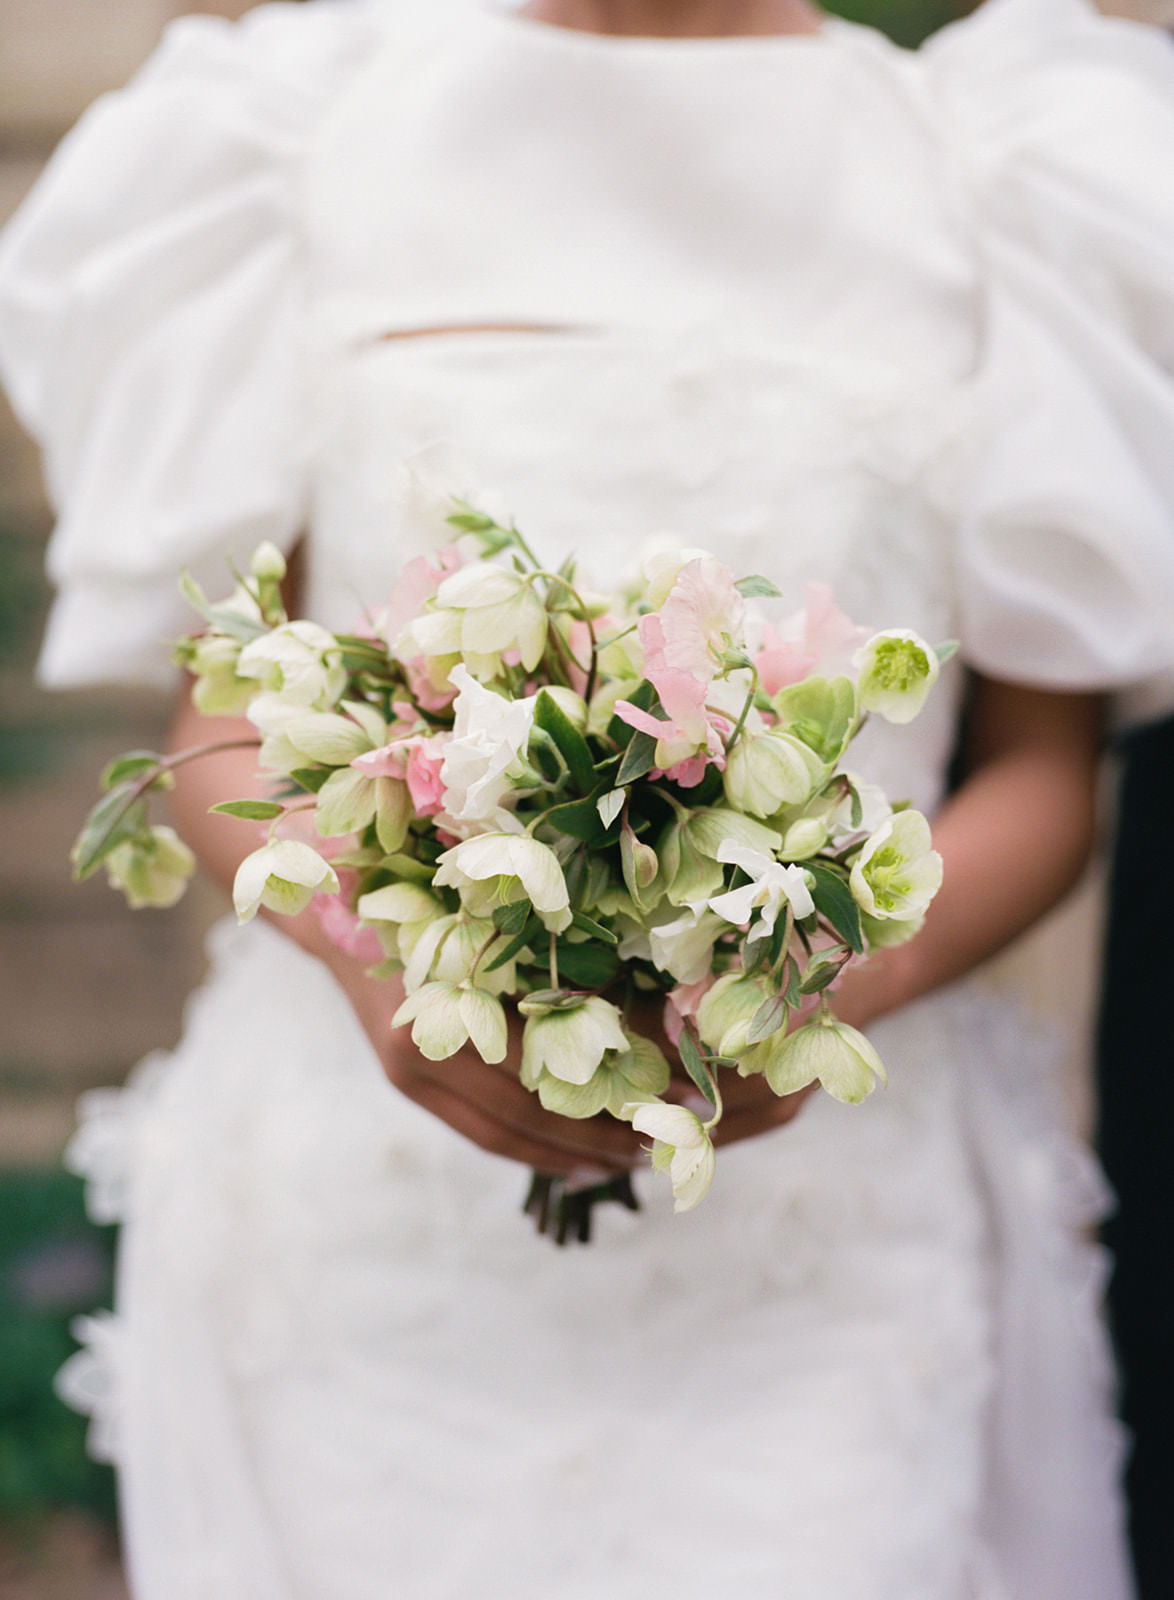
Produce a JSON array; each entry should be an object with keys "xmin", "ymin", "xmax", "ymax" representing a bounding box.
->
[
  {"xmin": 849, "ymin": 810, "xmax": 942, "ymax": 923},
  {"xmin": 232, "ymin": 841, "xmax": 339, "ymax": 923},
  {"xmin": 762, "ymin": 1011, "xmax": 887, "ymax": 1104},
  {"xmin": 627, "ymin": 1102, "xmax": 716, "ymax": 1212},
  {"xmin": 438, "ymin": 666, "xmax": 538, "ymax": 833},
  {"xmin": 434, "ymin": 561, "xmax": 548, "ymax": 673},
  {"xmin": 393, "ymin": 981, "xmax": 508, "ymax": 1064},
  {"xmin": 639, "ymin": 542, "xmax": 716, "ymax": 609},
  {"xmin": 708, "ymin": 843, "xmax": 815, "ymax": 939},
  {"xmin": 433, "ymin": 833, "xmax": 572, "ymax": 933},
  {"xmin": 647, "ymin": 903, "xmax": 725, "ymax": 985},
  {"xmin": 237, "ymin": 620, "xmax": 346, "ymax": 710},
  {"xmin": 104, "ymin": 826, "xmax": 195, "ymax": 910},
  {"xmin": 520, "ymin": 997, "xmax": 629, "ymax": 1087},
  {"xmin": 854, "ymin": 630, "xmax": 940, "ymax": 724}
]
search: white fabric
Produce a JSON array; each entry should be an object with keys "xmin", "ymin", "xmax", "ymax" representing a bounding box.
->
[{"xmin": 3, "ymin": 0, "xmax": 1174, "ymax": 1594}]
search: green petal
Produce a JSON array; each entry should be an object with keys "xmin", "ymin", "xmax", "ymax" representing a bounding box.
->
[
  {"xmin": 316, "ymin": 768, "xmax": 377, "ymax": 836},
  {"xmin": 537, "ymin": 1068, "xmax": 611, "ymax": 1119},
  {"xmin": 375, "ymin": 777, "xmax": 412, "ymax": 853},
  {"xmin": 459, "ymin": 988, "xmax": 508, "ymax": 1064}
]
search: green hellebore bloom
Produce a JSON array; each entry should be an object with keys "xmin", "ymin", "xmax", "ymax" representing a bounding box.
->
[
  {"xmin": 521, "ymin": 997, "xmax": 629, "ymax": 1087},
  {"xmin": 104, "ymin": 825, "xmax": 196, "ymax": 910},
  {"xmin": 849, "ymin": 810, "xmax": 942, "ymax": 922},
  {"xmin": 392, "ymin": 980, "xmax": 508, "ymax": 1064},
  {"xmin": 855, "ymin": 630, "xmax": 939, "ymax": 725},
  {"xmin": 763, "ymin": 1011, "xmax": 887, "ymax": 1104}
]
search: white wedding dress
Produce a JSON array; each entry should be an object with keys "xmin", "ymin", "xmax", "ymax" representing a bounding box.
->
[{"xmin": 3, "ymin": 0, "xmax": 1174, "ymax": 1594}]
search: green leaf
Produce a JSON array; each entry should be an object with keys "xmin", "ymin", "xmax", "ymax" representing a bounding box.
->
[
  {"xmin": 747, "ymin": 993, "xmax": 788, "ymax": 1045},
  {"xmin": 100, "ymin": 751, "xmax": 164, "ymax": 791},
  {"xmin": 289, "ymin": 766, "xmax": 333, "ymax": 794},
  {"xmin": 484, "ymin": 919, "xmax": 540, "ymax": 973},
  {"xmin": 534, "ymin": 690, "xmax": 596, "ymax": 793},
  {"xmin": 569, "ymin": 910, "xmax": 619, "ymax": 945},
  {"xmin": 847, "ymin": 779, "xmax": 864, "ymax": 831},
  {"xmin": 208, "ymin": 799, "xmax": 285, "ymax": 821},
  {"xmin": 552, "ymin": 940, "xmax": 620, "ymax": 990},
  {"xmin": 71, "ymin": 783, "xmax": 148, "ymax": 881},
  {"xmin": 798, "ymin": 946, "xmax": 852, "ymax": 996},
  {"xmin": 543, "ymin": 794, "xmax": 605, "ymax": 843},
  {"xmin": 677, "ymin": 1025, "xmax": 717, "ymax": 1106},
  {"xmin": 493, "ymin": 900, "xmax": 531, "ymax": 936},
  {"xmin": 782, "ymin": 955, "xmax": 803, "ymax": 1010},
  {"xmin": 616, "ymin": 730, "xmax": 658, "ymax": 786},
  {"xmin": 806, "ymin": 862, "xmax": 864, "ymax": 954},
  {"xmin": 742, "ymin": 929, "xmax": 770, "ymax": 977},
  {"xmin": 377, "ymin": 852, "xmax": 435, "ymax": 884},
  {"xmin": 735, "ymin": 575, "xmax": 783, "ymax": 599},
  {"xmin": 178, "ymin": 571, "xmax": 267, "ymax": 643}
]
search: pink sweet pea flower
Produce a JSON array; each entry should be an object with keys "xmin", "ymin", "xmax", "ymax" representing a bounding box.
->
[
  {"xmin": 652, "ymin": 557, "xmax": 745, "ymax": 682},
  {"xmin": 405, "ymin": 738, "xmax": 448, "ymax": 817},
  {"xmin": 613, "ymin": 667, "xmax": 730, "ymax": 788},
  {"xmin": 756, "ymin": 582, "xmax": 871, "ymax": 693},
  {"xmin": 386, "ymin": 547, "xmax": 463, "ymax": 641},
  {"xmin": 314, "ymin": 893, "xmax": 384, "ymax": 965},
  {"xmin": 351, "ymin": 729, "xmax": 450, "ymax": 820},
  {"xmin": 664, "ymin": 976, "xmax": 718, "ymax": 1047}
]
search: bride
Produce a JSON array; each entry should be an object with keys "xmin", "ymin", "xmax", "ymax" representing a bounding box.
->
[{"xmin": 2, "ymin": 0, "xmax": 1173, "ymax": 1593}]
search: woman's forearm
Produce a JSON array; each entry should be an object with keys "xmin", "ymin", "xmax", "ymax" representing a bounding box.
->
[{"xmin": 839, "ymin": 677, "xmax": 1103, "ymax": 1026}]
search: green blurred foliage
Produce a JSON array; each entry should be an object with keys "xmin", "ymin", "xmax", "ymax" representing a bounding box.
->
[
  {"xmin": 0, "ymin": 1173, "xmax": 117, "ymax": 1527},
  {"xmin": 825, "ymin": 0, "xmax": 968, "ymax": 46}
]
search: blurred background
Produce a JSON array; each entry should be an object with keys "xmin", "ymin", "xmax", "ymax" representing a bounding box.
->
[{"xmin": 0, "ymin": 0, "xmax": 1169, "ymax": 1594}]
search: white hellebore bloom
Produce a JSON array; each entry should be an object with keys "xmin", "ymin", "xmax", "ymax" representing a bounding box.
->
[
  {"xmin": 434, "ymin": 560, "xmax": 548, "ymax": 673},
  {"xmin": 763, "ymin": 1012, "xmax": 887, "ymax": 1105},
  {"xmin": 521, "ymin": 997, "xmax": 629, "ymax": 1088},
  {"xmin": 627, "ymin": 1102, "xmax": 716, "ymax": 1213},
  {"xmin": 854, "ymin": 630, "xmax": 939, "ymax": 725},
  {"xmin": 232, "ymin": 840, "xmax": 339, "ymax": 923},
  {"xmin": 438, "ymin": 666, "xmax": 538, "ymax": 832},
  {"xmin": 708, "ymin": 842, "xmax": 815, "ymax": 941},
  {"xmin": 433, "ymin": 833, "xmax": 572, "ymax": 933},
  {"xmin": 647, "ymin": 903, "xmax": 726, "ymax": 985},
  {"xmin": 236, "ymin": 620, "xmax": 347, "ymax": 710},
  {"xmin": 849, "ymin": 810, "xmax": 942, "ymax": 922},
  {"xmin": 393, "ymin": 981, "xmax": 508, "ymax": 1064}
]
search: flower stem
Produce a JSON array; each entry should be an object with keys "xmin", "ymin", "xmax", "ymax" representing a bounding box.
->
[
  {"xmin": 724, "ymin": 665, "xmax": 760, "ymax": 757},
  {"xmin": 549, "ymin": 929, "xmax": 560, "ymax": 991}
]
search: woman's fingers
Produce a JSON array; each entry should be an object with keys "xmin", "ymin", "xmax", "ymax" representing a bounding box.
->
[{"xmin": 385, "ymin": 1037, "xmax": 645, "ymax": 1173}]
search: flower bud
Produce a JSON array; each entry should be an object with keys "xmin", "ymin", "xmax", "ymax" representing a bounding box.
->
[{"xmin": 250, "ymin": 541, "xmax": 287, "ymax": 583}]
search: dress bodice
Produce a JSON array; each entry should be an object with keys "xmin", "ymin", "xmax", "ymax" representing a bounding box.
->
[{"xmin": 1, "ymin": 0, "xmax": 1172, "ymax": 728}]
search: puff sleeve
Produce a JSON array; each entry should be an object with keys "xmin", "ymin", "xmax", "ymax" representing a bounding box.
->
[
  {"xmin": 924, "ymin": 0, "xmax": 1174, "ymax": 713},
  {"xmin": 0, "ymin": 1, "xmax": 381, "ymax": 688}
]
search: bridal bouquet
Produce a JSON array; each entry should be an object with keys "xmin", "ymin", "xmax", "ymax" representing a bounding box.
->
[{"xmin": 72, "ymin": 500, "xmax": 949, "ymax": 1226}]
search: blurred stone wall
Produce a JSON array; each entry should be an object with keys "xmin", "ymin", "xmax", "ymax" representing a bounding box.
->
[
  {"xmin": 2, "ymin": 0, "xmax": 1167, "ymax": 1175},
  {"xmin": 0, "ymin": 1, "xmax": 254, "ymax": 1172}
]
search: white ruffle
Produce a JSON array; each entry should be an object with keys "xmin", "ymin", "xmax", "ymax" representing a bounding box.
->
[
  {"xmin": 54, "ymin": 1311, "xmax": 126, "ymax": 1466},
  {"xmin": 0, "ymin": 1, "xmax": 381, "ymax": 688},
  {"xmin": 924, "ymin": 0, "xmax": 1174, "ymax": 705}
]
